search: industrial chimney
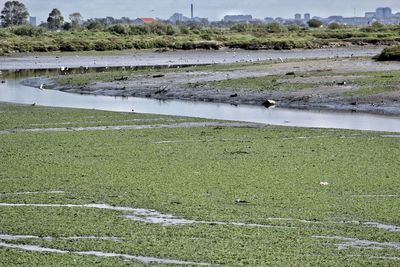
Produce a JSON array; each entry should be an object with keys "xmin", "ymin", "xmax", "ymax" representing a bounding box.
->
[{"xmin": 191, "ymin": 4, "xmax": 194, "ymax": 19}]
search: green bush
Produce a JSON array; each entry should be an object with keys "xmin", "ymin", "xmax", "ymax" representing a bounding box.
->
[
  {"xmin": 107, "ymin": 24, "xmax": 131, "ymax": 35},
  {"xmin": 376, "ymin": 45, "xmax": 400, "ymax": 61},
  {"xmin": 10, "ymin": 25, "xmax": 46, "ymax": 36}
]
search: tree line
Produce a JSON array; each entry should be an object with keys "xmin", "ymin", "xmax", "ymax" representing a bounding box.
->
[{"xmin": 0, "ymin": 0, "xmax": 82, "ymax": 30}]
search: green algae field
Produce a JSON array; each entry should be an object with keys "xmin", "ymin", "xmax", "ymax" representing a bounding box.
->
[{"xmin": 0, "ymin": 103, "xmax": 399, "ymax": 266}]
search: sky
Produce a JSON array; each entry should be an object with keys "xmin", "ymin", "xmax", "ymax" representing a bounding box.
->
[{"xmin": 2, "ymin": 0, "xmax": 400, "ymax": 23}]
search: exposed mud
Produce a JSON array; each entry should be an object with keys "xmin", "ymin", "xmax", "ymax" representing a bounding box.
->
[
  {"xmin": 0, "ymin": 234, "xmax": 121, "ymax": 242},
  {"xmin": 0, "ymin": 241, "xmax": 209, "ymax": 265},
  {"xmin": 22, "ymin": 57, "xmax": 400, "ymax": 115},
  {"xmin": 0, "ymin": 47, "xmax": 383, "ymax": 71},
  {"xmin": 313, "ymin": 236, "xmax": 400, "ymax": 251},
  {"xmin": 0, "ymin": 203, "xmax": 289, "ymax": 229},
  {"xmin": 0, "ymin": 122, "xmax": 263, "ymax": 134},
  {"xmin": 363, "ymin": 222, "xmax": 400, "ymax": 232}
]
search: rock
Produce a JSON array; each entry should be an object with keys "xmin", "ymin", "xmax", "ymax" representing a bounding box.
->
[
  {"xmin": 235, "ymin": 199, "xmax": 249, "ymax": 204},
  {"xmin": 114, "ymin": 76, "xmax": 128, "ymax": 81},
  {"xmin": 320, "ymin": 182, "xmax": 329, "ymax": 186},
  {"xmin": 230, "ymin": 93, "xmax": 238, "ymax": 98},
  {"xmin": 0, "ymin": 80, "xmax": 5, "ymax": 83},
  {"xmin": 262, "ymin": 99, "xmax": 276, "ymax": 108},
  {"xmin": 153, "ymin": 74, "xmax": 165, "ymax": 78},
  {"xmin": 285, "ymin": 72, "xmax": 295, "ymax": 76}
]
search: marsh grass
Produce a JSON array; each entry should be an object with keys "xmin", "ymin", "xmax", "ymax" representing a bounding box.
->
[{"xmin": 0, "ymin": 103, "xmax": 399, "ymax": 265}]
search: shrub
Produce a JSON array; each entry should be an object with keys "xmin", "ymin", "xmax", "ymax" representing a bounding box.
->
[
  {"xmin": 10, "ymin": 25, "xmax": 46, "ymax": 36},
  {"xmin": 328, "ymin": 23, "xmax": 341, "ymax": 30},
  {"xmin": 376, "ymin": 45, "xmax": 400, "ymax": 61},
  {"xmin": 107, "ymin": 24, "xmax": 130, "ymax": 35},
  {"xmin": 308, "ymin": 19, "xmax": 323, "ymax": 28}
]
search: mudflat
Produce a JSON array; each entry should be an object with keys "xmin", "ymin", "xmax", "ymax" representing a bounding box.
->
[{"xmin": 18, "ymin": 47, "xmax": 400, "ymax": 115}]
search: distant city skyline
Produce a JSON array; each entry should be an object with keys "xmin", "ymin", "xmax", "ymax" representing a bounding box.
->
[{"xmin": 1, "ymin": 0, "xmax": 400, "ymax": 23}]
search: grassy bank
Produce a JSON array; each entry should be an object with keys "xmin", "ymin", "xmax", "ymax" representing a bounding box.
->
[
  {"xmin": 1, "ymin": 23, "xmax": 400, "ymax": 55},
  {"xmin": 0, "ymin": 103, "xmax": 399, "ymax": 266},
  {"xmin": 377, "ymin": 45, "xmax": 400, "ymax": 61}
]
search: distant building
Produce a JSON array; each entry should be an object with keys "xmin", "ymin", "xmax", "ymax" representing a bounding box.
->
[
  {"xmin": 132, "ymin": 18, "xmax": 156, "ymax": 25},
  {"xmin": 327, "ymin": 16, "xmax": 344, "ymax": 23},
  {"xmin": 223, "ymin": 15, "xmax": 252, "ymax": 23},
  {"xmin": 342, "ymin": 17, "xmax": 370, "ymax": 26},
  {"xmin": 365, "ymin": 12, "xmax": 376, "ymax": 18},
  {"xmin": 376, "ymin": 7, "xmax": 392, "ymax": 19},
  {"xmin": 29, "ymin": 16, "xmax": 36, "ymax": 27},
  {"xmin": 169, "ymin": 13, "xmax": 189, "ymax": 23},
  {"xmin": 294, "ymin": 13, "xmax": 301, "ymax": 20},
  {"xmin": 304, "ymin": 13, "xmax": 311, "ymax": 21},
  {"xmin": 264, "ymin": 17, "xmax": 274, "ymax": 23}
]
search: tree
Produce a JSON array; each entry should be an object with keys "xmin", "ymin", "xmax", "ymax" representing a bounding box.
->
[
  {"xmin": 47, "ymin": 8, "xmax": 64, "ymax": 30},
  {"xmin": 69, "ymin": 12, "xmax": 83, "ymax": 28},
  {"xmin": 0, "ymin": 1, "xmax": 29, "ymax": 27},
  {"xmin": 328, "ymin": 22, "xmax": 341, "ymax": 30},
  {"xmin": 307, "ymin": 19, "xmax": 323, "ymax": 28}
]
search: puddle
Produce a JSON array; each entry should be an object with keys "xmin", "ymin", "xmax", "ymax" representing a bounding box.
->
[
  {"xmin": 0, "ymin": 203, "xmax": 288, "ymax": 229},
  {"xmin": 313, "ymin": 236, "xmax": 400, "ymax": 251},
  {"xmin": 0, "ymin": 122, "xmax": 261, "ymax": 135},
  {"xmin": 267, "ymin": 217, "xmax": 320, "ymax": 224},
  {"xmin": 0, "ymin": 234, "xmax": 52, "ymax": 241},
  {"xmin": 381, "ymin": 135, "xmax": 400, "ymax": 138},
  {"xmin": 2, "ymin": 202, "xmax": 398, "ymax": 232},
  {"xmin": 64, "ymin": 236, "xmax": 123, "ymax": 242},
  {"xmin": 363, "ymin": 222, "xmax": 400, "ymax": 232},
  {"xmin": 0, "ymin": 241, "xmax": 208, "ymax": 265},
  {"xmin": 1, "ymin": 191, "xmax": 65, "ymax": 195},
  {"xmin": 0, "ymin": 234, "xmax": 121, "ymax": 242}
]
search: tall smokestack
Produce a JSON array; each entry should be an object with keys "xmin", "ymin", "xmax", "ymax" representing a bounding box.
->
[{"xmin": 191, "ymin": 4, "xmax": 194, "ymax": 19}]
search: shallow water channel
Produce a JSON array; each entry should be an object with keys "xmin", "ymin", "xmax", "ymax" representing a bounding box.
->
[{"xmin": 0, "ymin": 68, "xmax": 399, "ymax": 132}]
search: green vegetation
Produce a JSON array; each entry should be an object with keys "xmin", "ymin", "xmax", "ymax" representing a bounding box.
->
[
  {"xmin": 0, "ymin": 103, "xmax": 399, "ymax": 266},
  {"xmin": 346, "ymin": 71, "xmax": 400, "ymax": 96},
  {"xmin": 376, "ymin": 45, "xmax": 400, "ymax": 61},
  {"xmin": 1, "ymin": 23, "xmax": 400, "ymax": 55}
]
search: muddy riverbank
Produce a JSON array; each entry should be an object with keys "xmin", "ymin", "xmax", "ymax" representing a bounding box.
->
[
  {"xmin": 21, "ymin": 55, "xmax": 400, "ymax": 115},
  {"xmin": 0, "ymin": 46, "xmax": 383, "ymax": 70}
]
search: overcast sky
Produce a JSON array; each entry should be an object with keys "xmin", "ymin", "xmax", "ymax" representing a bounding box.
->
[{"xmin": 2, "ymin": 0, "xmax": 400, "ymax": 22}]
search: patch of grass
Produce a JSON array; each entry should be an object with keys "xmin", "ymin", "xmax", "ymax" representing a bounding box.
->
[
  {"xmin": 0, "ymin": 103, "xmax": 210, "ymax": 130},
  {"xmin": 376, "ymin": 45, "xmax": 400, "ymax": 61},
  {"xmin": 344, "ymin": 71, "xmax": 400, "ymax": 96},
  {"xmin": 0, "ymin": 103, "xmax": 399, "ymax": 265}
]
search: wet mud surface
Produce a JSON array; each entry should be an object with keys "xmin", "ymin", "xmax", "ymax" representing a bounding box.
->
[
  {"xmin": 0, "ymin": 122, "xmax": 264, "ymax": 134},
  {"xmin": 0, "ymin": 47, "xmax": 383, "ymax": 71},
  {"xmin": 21, "ymin": 55, "xmax": 400, "ymax": 115}
]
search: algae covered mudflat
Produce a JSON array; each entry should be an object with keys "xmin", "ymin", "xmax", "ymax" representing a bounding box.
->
[{"xmin": 0, "ymin": 103, "xmax": 399, "ymax": 266}]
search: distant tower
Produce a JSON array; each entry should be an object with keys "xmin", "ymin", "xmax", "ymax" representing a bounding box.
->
[
  {"xmin": 191, "ymin": 4, "xmax": 194, "ymax": 19},
  {"xmin": 295, "ymin": 13, "xmax": 301, "ymax": 20},
  {"xmin": 29, "ymin": 16, "xmax": 37, "ymax": 27},
  {"xmin": 304, "ymin": 13, "xmax": 311, "ymax": 21}
]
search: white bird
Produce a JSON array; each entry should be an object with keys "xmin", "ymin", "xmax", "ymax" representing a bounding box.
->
[{"xmin": 39, "ymin": 84, "xmax": 44, "ymax": 90}]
